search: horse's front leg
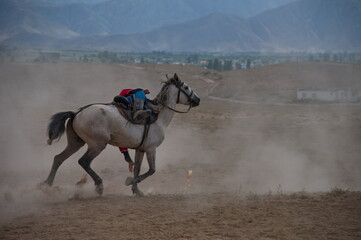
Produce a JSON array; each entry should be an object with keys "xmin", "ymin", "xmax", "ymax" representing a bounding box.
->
[
  {"xmin": 135, "ymin": 148, "xmax": 156, "ymax": 183},
  {"xmin": 125, "ymin": 149, "xmax": 156, "ymax": 196},
  {"xmin": 125, "ymin": 149, "xmax": 144, "ymax": 195}
]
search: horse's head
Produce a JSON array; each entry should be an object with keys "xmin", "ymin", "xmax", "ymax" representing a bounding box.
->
[{"xmin": 167, "ymin": 73, "xmax": 200, "ymax": 108}]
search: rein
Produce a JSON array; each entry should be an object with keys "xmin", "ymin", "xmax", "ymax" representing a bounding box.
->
[
  {"xmin": 76, "ymin": 103, "xmax": 110, "ymax": 114},
  {"xmin": 163, "ymin": 100, "xmax": 192, "ymax": 113}
]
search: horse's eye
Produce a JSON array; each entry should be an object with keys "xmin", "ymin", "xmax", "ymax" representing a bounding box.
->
[{"xmin": 185, "ymin": 86, "xmax": 189, "ymax": 90}]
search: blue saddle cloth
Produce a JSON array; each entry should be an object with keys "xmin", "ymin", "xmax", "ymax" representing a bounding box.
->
[{"xmin": 126, "ymin": 90, "xmax": 147, "ymax": 103}]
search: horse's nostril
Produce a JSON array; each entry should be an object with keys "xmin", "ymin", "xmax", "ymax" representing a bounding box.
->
[{"xmin": 192, "ymin": 97, "xmax": 200, "ymax": 107}]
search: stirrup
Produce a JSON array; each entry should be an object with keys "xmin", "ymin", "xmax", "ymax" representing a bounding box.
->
[{"xmin": 134, "ymin": 110, "xmax": 151, "ymax": 120}]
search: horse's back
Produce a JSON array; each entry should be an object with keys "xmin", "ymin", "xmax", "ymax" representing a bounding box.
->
[{"xmin": 72, "ymin": 104, "xmax": 143, "ymax": 148}]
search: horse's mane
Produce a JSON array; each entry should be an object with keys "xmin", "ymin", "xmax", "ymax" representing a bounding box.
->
[{"xmin": 154, "ymin": 78, "xmax": 172, "ymax": 104}]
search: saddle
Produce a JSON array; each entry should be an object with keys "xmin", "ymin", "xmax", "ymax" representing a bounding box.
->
[{"xmin": 112, "ymin": 95, "xmax": 159, "ymax": 125}]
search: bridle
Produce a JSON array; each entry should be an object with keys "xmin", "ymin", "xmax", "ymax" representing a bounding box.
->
[{"xmin": 158, "ymin": 79, "xmax": 194, "ymax": 113}]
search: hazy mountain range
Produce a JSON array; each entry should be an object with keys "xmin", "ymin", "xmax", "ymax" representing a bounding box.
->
[
  {"xmin": 28, "ymin": 0, "xmax": 107, "ymax": 4},
  {"xmin": 1, "ymin": 0, "xmax": 360, "ymax": 52}
]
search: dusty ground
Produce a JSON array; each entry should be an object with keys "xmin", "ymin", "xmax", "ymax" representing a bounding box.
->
[
  {"xmin": 1, "ymin": 191, "xmax": 361, "ymax": 240},
  {"xmin": 0, "ymin": 62, "xmax": 361, "ymax": 239}
]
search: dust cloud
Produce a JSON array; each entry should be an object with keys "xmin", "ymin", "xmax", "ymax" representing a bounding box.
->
[
  {"xmin": 1, "ymin": 62, "xmax": 360, "ymax": 223},
  {"xmin": 155, "ymin": 102, "xmax": 361, "ymax": 195},
  {"xmin": 0, "ymin": 62, "xmax": 139, "ymax": 222}
]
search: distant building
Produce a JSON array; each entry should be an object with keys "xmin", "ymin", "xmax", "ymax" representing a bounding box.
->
[
  {"xmin": 35, "ymin": 52, "xmax": 60, "ymax": 62},
  {"xmin": 297, "ymin": 89, "xmax": 361, "ymax": 102}
]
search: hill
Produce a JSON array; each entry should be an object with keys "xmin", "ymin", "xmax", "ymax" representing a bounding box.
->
[
  {"xmin": 59, "ymin": 12, "xmax": 266, "ymax": 52},
  {"xmin": 249, "ymin": 0, "xmax": 361, "ymax": 51},
  {"xmin": 1, "ymin": 0, "xmax": 294, "ymax": 39},
  {"xmin": 0, "ymin": 0, "xmax": 78, "ymax": 41},
  {"xmin": 214, "ymin": 61, "xmax": 361, "ymax": 102},
  {"xmin": 5, "ymin": 0, "xmax": 360, "ymax": 52}
]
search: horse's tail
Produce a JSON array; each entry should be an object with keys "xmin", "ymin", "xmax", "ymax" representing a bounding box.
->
[{"xmin": 47, "ymin": 111, "xmax": 76, "ymax": 145}]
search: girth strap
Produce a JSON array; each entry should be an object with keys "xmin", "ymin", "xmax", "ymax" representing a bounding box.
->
[{"xmin": 137, "ymin": 121, "xmax": 151, "ymax": 149}]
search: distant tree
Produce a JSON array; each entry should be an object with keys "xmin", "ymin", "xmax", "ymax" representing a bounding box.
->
[
  {"xmin": 103, "ymin": 51, "xmax": 109, "ymax": 59},
  {"xmin": 322, "ymin": 52, "xmax": 330, "ymax": 62},
  {"xmin": 109, "ymin": 52, "xmax": 119, "ymax": 62},
  {"xmin": 338, "ymin": 54, "xmax": 343, "ymax": 62},
  {"xmin": 349, "ymin": 53, "xmax": 356, "ymax": 62},
  {"xmin": 97, "ymin": 51, "xmax": 105, "ymax": 62},
  {"xmin": 235, "ymin": 62, "xmax": 242, "ymax": 70},
  {"xmin": 97, "ymin": 50, "xmax": 119, "ymax": 63},
  {"xmin": 261, "ymin": 57, "xmax": 268, "ymax": 65},
  {"xmin": 246, "ymin": 59, "xmax": 252, "ymax": 69},
  {"xmin": 186, "ymin": 54, "xmax": 199, "ymax": 64},
  {"xmin": 223, "ymin": 60, "xmax": 232, "ymax": 71},
  {"xmin": 333, "ymin": 54, "xmax": 338, "ymax": 62},
  {"xmin": 207, "ymin": 59, "xmax": 213, "ymax": 70},
  {"xmin": 192, "ymin": 54, "xmax": 199, "ymax": 63},
  {"xmin": 83, "ymin": 54, "xmax": 89, "ymax": 62},
  {"xmin": 213, "ymin": 58, "xmax": 221, "ymax": 71},
  {"xmin": 308, "ymin": 54, "xmax": 314, "ymax": 61}
]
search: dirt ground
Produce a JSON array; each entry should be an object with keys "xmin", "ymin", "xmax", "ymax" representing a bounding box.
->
[
  {"xmin": 0, "ymin": 62, "xmax": 361, "ymax": 239},
  {"xmin": 1, "ymin": 191, "xmax": 361, "ymax": 240}
]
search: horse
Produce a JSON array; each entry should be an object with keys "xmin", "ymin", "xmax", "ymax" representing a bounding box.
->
[{"xmin": 40, "ymin": 73, "xmax": 200, "ymax": 196}]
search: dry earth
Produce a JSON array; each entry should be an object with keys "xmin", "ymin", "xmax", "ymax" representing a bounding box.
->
[
  {"xmin": 1, "ymin": 192, "xmax": 361, "ymax": 240},
  {"xmin": 0, "ymin": 62, "xmax": 360, "ymax": 239}
]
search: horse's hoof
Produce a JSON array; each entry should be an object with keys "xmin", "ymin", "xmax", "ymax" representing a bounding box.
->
[
  {"xmin": 36, "ymin": 181, "xmax": 50, "ymax": 190},
  {"xmin": 95, "ymin": 183, "xmax": 103, "ymax": 195},
  {"xmin": 125, "ymin": 177, "xmax": 134, "ymax": 186},
  {"xmin": 132, "ymin": 187, "xmax": 144, "ymax": 196},
  {"xmin": 136, "ymin": 190, "xmax": 144, "ymax": 197}
]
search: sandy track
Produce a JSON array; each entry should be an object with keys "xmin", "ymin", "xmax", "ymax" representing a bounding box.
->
[{"xmin": 1, "ymin": 191, "xmax": 360, "ymax": 240}]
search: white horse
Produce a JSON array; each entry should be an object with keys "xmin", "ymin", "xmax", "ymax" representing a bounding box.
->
[{"xmin": 41, "ymin": 74, "xmax": 200, "ymax": 195}]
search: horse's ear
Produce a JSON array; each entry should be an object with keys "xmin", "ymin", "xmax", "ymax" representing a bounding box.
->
[
  {"xmin": 166, "ymin": 74, "xmax": 169, "ymax": 80},
  {"xmin": 173, "ymin": 73, "xmax": 179, "ymax": 81}
]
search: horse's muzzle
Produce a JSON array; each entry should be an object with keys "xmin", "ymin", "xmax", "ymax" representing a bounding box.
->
[{"xmin": 191, "ymin": 95, "xmax": 200, "ymax": 107}]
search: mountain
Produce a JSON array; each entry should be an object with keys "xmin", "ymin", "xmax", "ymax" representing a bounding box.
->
[
  {"xmin": 139, "ymin": 12, "xmax": 265, "ymax": 52},
  {"xmin": 249, "ymin": 0, "xmax": 361, "ymax": 51},
  {"xmin": 1, "ymin": 0, "xmax": 296, "ymax": 38},
  {"xmin": 51, "ymin": 0, "xmax": 361, "ymax": 52},
  {"xmin": 0, "ymin": 0, "xmax": 78, "ymax": 41},
  {"xmin": 60, "ymin": 12, "xmax": 266, "ymax": 52},
  {"xmin": 28, "ymin": 0, "xmax": 107, "ymax": 4},
  {"xmin": 89, "ymin": 0, "xmax": 295, "ymax": 34},
  {"xmin": 1, "ymin": 0, "xmax": 361, "ymax": 52},
  {"xmin": 27, "ymin": 2, "xmax": 110, "ymax": 36}
]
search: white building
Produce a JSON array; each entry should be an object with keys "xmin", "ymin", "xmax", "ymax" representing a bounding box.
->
[{"xmin": 297, "ymin": 89, "xmax": 361, "ymax": 102}]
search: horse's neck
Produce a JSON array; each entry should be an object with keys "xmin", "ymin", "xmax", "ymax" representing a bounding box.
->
[{"xmin": 158, "ymin": 87, "xmax": 177, "ymax": 128}]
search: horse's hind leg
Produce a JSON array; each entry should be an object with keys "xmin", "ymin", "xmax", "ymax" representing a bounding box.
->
[
  {"xmin": 42, "ymin": 121, "xmax": 84, "ymax": 187},
  {"xmin": 78, "ymin": 145, "xmax": 106, "ymax": 195}
]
